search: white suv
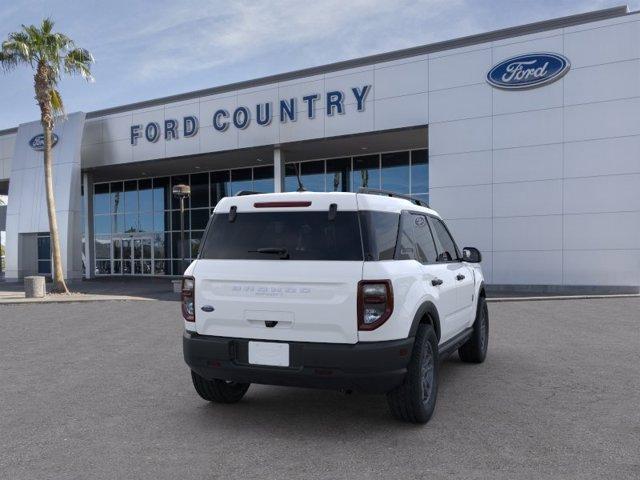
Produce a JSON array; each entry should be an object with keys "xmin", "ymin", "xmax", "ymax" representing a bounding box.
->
[{"xmin": 182, "ymin": 189, "xmax": 488, "ymax": 424}]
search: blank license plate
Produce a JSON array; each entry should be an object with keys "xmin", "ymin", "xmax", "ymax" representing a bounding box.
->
[{"xmin": 248, "ymin": 341, "xmax": 290, "ymax": 367}]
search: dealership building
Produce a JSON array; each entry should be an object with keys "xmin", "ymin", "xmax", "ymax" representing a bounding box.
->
[{"xmin": 0, "ymin": 6, "xmax": 639, "ymax": 292}]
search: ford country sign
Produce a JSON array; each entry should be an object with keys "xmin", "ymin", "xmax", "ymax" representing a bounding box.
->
[
  {"xmin": 487, "ymin": 53, "xmax": 570, "ymax": 90},
  {"xmin": 29, "ymin": 133, "xmax": 59, "ymax": 151}
]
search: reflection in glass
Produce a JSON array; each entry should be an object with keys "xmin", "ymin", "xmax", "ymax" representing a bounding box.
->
[
  {"xmin": 138, "ymin": 179, "xmax": 153, "ymax": 212},
  {"xmin": 124, "ymin": 213, "xmax": 138, "ymax": 233},
  {"xmin": 210, "ymin": 171, "xmax": 230, "ymax": 207},
  {"xmin": 410, "ymin": 149, "xmax": 429, "ymax": 194},
  {"xmin": 154, "ymin": 233, "xmax": 166, "ymax": 259},
  {"xmin": 326, "ymin": 158, "xmax": 350, "ymax": 192},
  {"xmin": 139, "ymin": 212, "xmax": 153, "ymax": 232},
  {"xmin": 285, "ymin": 163, "xmax": 300, "ymax": 192},
  {"xmin": 113, "ymin": 261, "xmax": 122, "ymax": 274},
  {"xmin": 111, "ymin": 182, "xmax": 123, "ymax": 214},
  {"xmin": 301, "ymin": 161, "xmax": 325, "ymax": 192},
  {"xmin": 353, "ymin": 155, "xmax": 380, "ymax": 190},
  {"xmin": 253, "ymin": 166, "xmax": 274, "ymax": 193},
  {"xmin": 381, "ymin": 151, "xmax": 410, "ymax": 194},
  {"xmin": 231, "ymin": 168, "xmax": 252, "ymax": 195},
  {"xmin": 153, "ymin": 212, "xmax": 166, "ymax": 232},
  {"xmin": 190, "ymin": 173, "xmax": 209, "ymax": 208},
  {"xmin": 190, "ymin": 231, "xmax": 203, "ymax": 257},
  {"xmin": 95, "ymin": 236, "xmax": 110, "ymax": 259},
  {"xmin": 96, "ymin": 260, "xmax": 111, "ymax": 275},
  {"xmin": 191, "ymin": 209, "xmax": 210, "ymax": 230},
  {"xmin": 94, "ymin": 215, "xmax": 110, "ymax": 235},
  {"xmin": 153, "ymin": 177, "xmax": 170, "ymax": 211},
  {"xmin": 172, "ymin": 210, "xmax": 190, "ymax": 231},
  {"xmin": 112, "ymin": 214, "xmax": 124, "ymax": 234},
  {"xmin": 122, "ymin": 239, "xmax": 132, "ymax": 259},
  {"xmin": 112, "ymin": 238, "xmax": 122, "ymax": 259},
  {"xmin": 94, "ymin": 183, "xmax": 110, "ymax": 214}
]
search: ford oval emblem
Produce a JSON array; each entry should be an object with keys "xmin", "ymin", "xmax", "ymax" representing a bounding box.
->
[
  {"xmin": 29, "ymin": 133, "xmax": 59, "ymax": 151},
  {"xmin": 487, "ymin": 53, "xmax": 570, "ymax": 90}
]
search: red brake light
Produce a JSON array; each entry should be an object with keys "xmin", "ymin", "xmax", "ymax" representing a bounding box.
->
[
  {"xmin": 254, "ymin": 201, "xmax": 312, "ymax": 208},
  {"xmin": 181, "ymin": 276, "xmax": 195, "ymax": 322},
  {"xmin": 357, "ymin": 280, "xmax": 393, "ymax": 331}
]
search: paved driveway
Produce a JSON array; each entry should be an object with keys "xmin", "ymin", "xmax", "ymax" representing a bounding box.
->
[{"xmin": 1, "ymin": 298, "xmax": 639, "ymax": 479}]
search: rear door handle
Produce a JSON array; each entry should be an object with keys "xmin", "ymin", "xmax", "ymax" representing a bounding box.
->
[
  {"xmin": 456, "ymin": 274, "xmax": 465, "ymax": 281},
  {"xmin": 431, "ymin": 278, "xmax": 443, "ymax": 286}
]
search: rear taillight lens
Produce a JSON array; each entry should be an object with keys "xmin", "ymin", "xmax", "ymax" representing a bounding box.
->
[
  {"xmin": 182, "ymin": 276, "xmax": 195, "ymax": 322},
  {"xmin": 358, "ymin": 280, "xmax": 393, "ymax": 330}
]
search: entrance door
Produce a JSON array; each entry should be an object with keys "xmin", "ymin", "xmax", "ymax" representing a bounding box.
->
[{"xmin": 112, "ymin": 236, "xmax": 153, "ymax": 275}]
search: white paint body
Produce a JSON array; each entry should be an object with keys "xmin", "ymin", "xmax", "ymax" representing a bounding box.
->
[{"xmin": 184, "ymin": 192, "xmax": 484, "ymax": 345}]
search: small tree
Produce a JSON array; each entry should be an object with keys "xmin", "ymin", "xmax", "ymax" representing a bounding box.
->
[{"xmin": 0, "ymin": 18, "xmax": 93, "ymax": 293}]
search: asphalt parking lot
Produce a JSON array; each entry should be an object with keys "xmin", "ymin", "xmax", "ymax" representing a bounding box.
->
[{"xmin": 1, "ymin": 297, "xmax": 639, "ymax": 479}]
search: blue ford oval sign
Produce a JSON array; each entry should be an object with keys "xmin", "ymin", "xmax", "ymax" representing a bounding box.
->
[
  {"xmin": 487, "ymin": 53, "xmax": 570, "ymax": 90},
  {"xmin": 29, "ymin": 133, "xmax": 59, "ymax": 151}
]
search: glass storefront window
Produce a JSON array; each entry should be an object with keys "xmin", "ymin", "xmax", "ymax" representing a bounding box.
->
[
  {"xmin": 326, "ymin": 158, "xmax": 350, "ymax": 192},
  {"xmin": 191, "ymin": 209, "xmax": 210, "ymax": 230},
  {"xmin": 410, "ymin": 149, "xmax": 429, "ymax": 194},
  {"xmin": 190, "ymin": 173, "xmax": 209, "ymax": 208},
  {"xmin": 253, "ymin": 166, "xmax": 274, "ymax": 193},
  {"xmin": 231, "ymin": 168, "xmax": 252, "ymax": 195},
  {"xmin": 95, "ymin": 236, "xmax": 110, "ymax": 259},
  {"xmin": 381, "ymin": 151, "xmax": 410, "ymax": 194},
  {"xmin": 124, "ymin": 180, "xmax": 138, "ymax": 212},
  {"xmin": 111, "ymin": 182, "xmax": 123, "ymax": 215},
  {"xmin": 153, "ymin": 177, "xmax": 170, "ymax": 211},
  {"xmin": 301, "ymin": 160, "xmax": 325, "ymax": 192},
  {"xmin": 94, "ymin": 183, "xmax": 110, "ymax": 214},
  {"xmin": 91, "ymin": 149, "xmax": 428, "ymax": 276},
  {"xmin": 210, "ymin": 171, "xmax": 230, "ymax": 207},
  {"xmin": 138, "ymin": 179, "xmax": 153, "ymax": 212},
  {"xmin": 94, "ymin": 215, "xmax": 110, "ymax": 235},
  {"xmin": 353, "ymin": 155, "xmax": 380, "ymax": 190},
  {"xmin": 285, "ymin": 163, "xmax": 300, "ymax": 192}
]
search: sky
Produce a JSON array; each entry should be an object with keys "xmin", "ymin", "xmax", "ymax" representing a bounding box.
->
[{"xmin": 0, "ymin": 0, "xmax": 639, "ymax": 130}]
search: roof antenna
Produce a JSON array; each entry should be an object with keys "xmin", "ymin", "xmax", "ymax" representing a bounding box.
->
[{"xmin": 293, "ymin": 163, "xmax": 306, "ymax": 192}]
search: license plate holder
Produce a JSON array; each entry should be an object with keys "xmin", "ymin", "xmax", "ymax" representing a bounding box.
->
[{"xmin": 248, "ymin": 341, "xmax": 290, "ymax": 367}]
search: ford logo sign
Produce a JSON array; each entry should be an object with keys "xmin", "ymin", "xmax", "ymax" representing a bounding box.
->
[
  {"xmin": 487, "ymin": 53, "xmax": 570, "ymax": 90},
  {"xmin": 29, "ymin": 133, "xmax": 59, "ymax": 151}
]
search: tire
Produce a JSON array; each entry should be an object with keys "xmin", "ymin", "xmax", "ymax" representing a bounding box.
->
[
  {"xmin": 386, "ymin": 323, "xmax": 439, "ymax": 424},
  {"xmin": 458, "ymin": 296, "xmax": 489, "ymax": 364},
  {"xmin": 190, "ymin": 370, "xmax": 250, "ymax": 404}
]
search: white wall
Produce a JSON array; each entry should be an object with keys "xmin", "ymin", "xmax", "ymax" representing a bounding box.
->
[
  {"xmin": 4, "ymin": 113, "xmax": 85, "ymax": 280},
  {"xmin": 0, "ymin": 133, "xmax": 15, "ymax": 181},
  {"xmin": 428, "ymin": 13, "xmax": 640, "ymax": 287}
]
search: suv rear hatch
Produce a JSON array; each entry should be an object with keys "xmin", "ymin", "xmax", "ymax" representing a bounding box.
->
[{"xmin": 192, "ymin": 193, "xmax": 363, "ymax": 344}]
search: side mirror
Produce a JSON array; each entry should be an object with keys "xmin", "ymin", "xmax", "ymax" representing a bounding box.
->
[{"xmin": 462, "ymin": 247, "xmax": 482, "ymax": 263}]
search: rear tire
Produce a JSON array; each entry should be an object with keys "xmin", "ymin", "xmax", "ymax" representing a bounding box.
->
[
  {"xmin": 191, "ymin": 371, "xmax": 250, "ymax": 403},
  {"xmin": 386, "ymin": 323, "xmax": 439, "ymax": 424},
  {"xmin": 458, "ymin": 296, "xmax": 489, "ymax": 363}
]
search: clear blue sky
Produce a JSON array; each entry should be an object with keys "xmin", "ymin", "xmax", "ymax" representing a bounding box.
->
[{"xmin": 0, "ymin": 0, "xmax": 637, "ymax": 130}]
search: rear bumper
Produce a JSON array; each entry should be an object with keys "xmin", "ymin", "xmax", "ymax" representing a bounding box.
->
[{"xmin": 183, "ymin": 331, "xmax": 414, "ymax": 393}]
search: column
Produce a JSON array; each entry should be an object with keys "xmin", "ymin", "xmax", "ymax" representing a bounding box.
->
[{"xmin": 273, "ymin": 147, "xmax": 285, "ymax": 193}]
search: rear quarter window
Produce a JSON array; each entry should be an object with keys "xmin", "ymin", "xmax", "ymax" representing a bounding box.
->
[{"xmin": 359, "ymin": 211, "xmax": 400, "ymax": 261}]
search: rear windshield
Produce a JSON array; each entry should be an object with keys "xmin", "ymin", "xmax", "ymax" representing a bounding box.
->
[{"xmin": 200, "ymin": 211, "xmax": 364, "ymax": 261}]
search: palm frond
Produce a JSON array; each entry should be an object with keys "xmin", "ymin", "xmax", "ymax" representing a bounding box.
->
[
  {"xmin": 64, "ymin": 47, "xmax": 94, "ymax": 81},
  {"xmin": 50, "ymin": 88, "xmax": 64, "ymax": 116}
]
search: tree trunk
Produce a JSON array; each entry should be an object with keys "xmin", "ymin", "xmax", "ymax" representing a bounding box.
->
[{"xmin": 36, "ymin": 65, "xmax": 69, "ymax": 294}]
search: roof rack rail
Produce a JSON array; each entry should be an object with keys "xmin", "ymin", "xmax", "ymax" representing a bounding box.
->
[
  {"xmin": 358, "ymin": 187, "xmax": 430, "ymax": 208},
  {"xmin": 234, "ymin": 190, "xmax": 264, "ymax": 196}
]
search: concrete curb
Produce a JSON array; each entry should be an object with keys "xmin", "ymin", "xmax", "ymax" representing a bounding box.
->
[
  {"xmin": 0, "ymin": 294, "xmax": 155, "ymax": 305},
  {"xmin": 487, "ymin": 294, "xmax": 640, "ymax": 303}
]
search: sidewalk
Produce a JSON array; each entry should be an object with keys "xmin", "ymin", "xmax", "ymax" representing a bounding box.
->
[{"xmin": 0, "ymin": 277, "xmax": 179, "ymax": 304}]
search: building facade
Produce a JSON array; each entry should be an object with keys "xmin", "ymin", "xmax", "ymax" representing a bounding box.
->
[{"xmin": 0, "ymin": 6, "xmax": 639, "ymax": 292}]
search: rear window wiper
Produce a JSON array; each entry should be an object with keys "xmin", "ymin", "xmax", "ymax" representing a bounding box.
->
[{"xmin": 249, "ymin": 247, "xmax": 290, "ymax": 259}]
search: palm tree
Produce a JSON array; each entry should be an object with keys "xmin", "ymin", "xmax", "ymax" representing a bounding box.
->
[{"xmin": 0, "ymin": 18, "xmax": 93, "ymax": 293}]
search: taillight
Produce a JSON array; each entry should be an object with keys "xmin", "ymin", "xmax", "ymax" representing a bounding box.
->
[
  {"xmin": 358, "ymin": 280, "xmax": 393, "ymax": 330},
  {"xmin": 181, "ymin": 276, "xmax": 195, "ymax": 322}
]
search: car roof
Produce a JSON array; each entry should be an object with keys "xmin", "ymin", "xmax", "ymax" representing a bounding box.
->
[{"xmin": 214, "ymin": 191, "xmax": 441, "ymax": 217}]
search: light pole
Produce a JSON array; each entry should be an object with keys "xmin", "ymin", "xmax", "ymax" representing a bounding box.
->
[{"xmin": 172, "ymin": 184, "xmax": 191, "ymax": 274}]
